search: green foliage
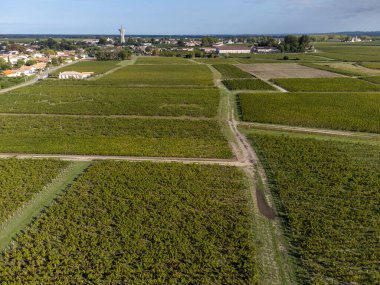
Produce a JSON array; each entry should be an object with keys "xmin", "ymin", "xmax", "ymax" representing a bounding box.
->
[
  {"xmin": 135, "ymin": 57, "xmax": 195, "ymax": 65},
  {"xmin": 212, "ymin": 64, "xmax": 253, "ymax": 79},
  {"xmin": 0, "ymin": 116, "xmax": 231, "ymax": 158},
  {"xmin": 362, "ymin": 76, "xmax": 380, "ymax": 84},
  {"xmin": 239, "ymin": 92, "xmax": 380, "ymax": 133},
  {"xmin": 315, "ymin": 44, "xmax": 380, "ymax": 61},
  {"xmin": 248, "ymin": 133, "xmax": 380, "ymax": 284},
  {"xmin": 272, "ymin": 78, "xmax": 380, "ymax": 92},
  {"xmin": 0, "ymin": 77, "xmax": 26, "ymax": 89},
  {"xmin": 0, "ymin": 162, "xmax": 257, "ymax": 284},
  {"xmin": 360, "ymin": 62, "xmax": 380, "ymax": 70},
  {"xmin": 95, "ymin": 65, "xmax": 214, "ymax": 87},
  {"xmin": 301, "ymin": 62, "xmax": 363, "ymax": 76},
  {"xmin": 222, "ymin": 79, "xmax": 276, "ymax": 91},
  {"xmin": 54, "ymin": 60, "xmax": 120, "ymax": 75},
  {"xmin": 2, "ymin": 84, "xmax": 220, "ymax": 117},
  {"xmin": 0, "ymin": 159, "xmax": 68, "ymax": 225}
]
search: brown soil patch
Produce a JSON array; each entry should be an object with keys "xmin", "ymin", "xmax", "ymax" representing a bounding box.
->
[
  {"xmin": 237, "ymin": 63, "xmax": 345, "ymax": 80},
  {"xmin": 256, "ymin": 186, "xmax": 276, "ymax": 220}
]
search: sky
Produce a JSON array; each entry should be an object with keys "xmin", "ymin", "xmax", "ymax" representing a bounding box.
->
[{"xmin": 0, "ymin": 0, "xmax": 380, "ymax": 35}]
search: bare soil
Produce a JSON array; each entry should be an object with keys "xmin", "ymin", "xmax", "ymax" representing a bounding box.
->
[{"xmin": 237, "ymin": 63, "xmax": 345, "ymax": 80}]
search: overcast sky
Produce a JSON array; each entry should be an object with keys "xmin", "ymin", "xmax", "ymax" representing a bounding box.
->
[{"xmin": 1, "ymin": 0, "xmax": 379, "ymax": 34}]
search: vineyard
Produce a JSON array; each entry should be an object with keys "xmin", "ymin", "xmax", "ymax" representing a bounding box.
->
[
  {"xmin": 53, "ymin": 60, "xmax": 121, "ymax": 75},
  {"xmin": 314, "ymin": 44, "xmax": 380, "ymax": 61},
  {"xmin": 271, "ymin": 77, "xmax": 380, "ymax": 92},
  {"xmin": 360, "ymin": 62, "xmax": 380, "ymax": 70},
  {"xmin": 212, "ymin": 64, "xmax": 254, "ymax": 79},
  {"xmin": 94, "ymin": 64, "xmax": 215, "ymax": 87},
  {"xmin": 222, "ymin": 79, "xmax": 276, "ymax": 91},
  {"xmin": 1, "ymin": 85, "xmax": 220, "ymax": 117},
  {"xmin": 248, "ymin": 131, "xmax": 380, "ymax": 284},
  {"xmin": 0, "ymin": 116, "xmax": 232, "ymax": 158},
  {"xmin": 0, "ymin": 159, "xmax": 68, "ymax": 225},
  {"xmin": 300, "ymin": 62, "xmax": 363, "ymax": 77},
  {"xmin": 135, "ymin": 57, "xmax": 195, "ymax": 65},
  {"xmin": 363, "ymin": 76, "xmax": 380, "ymax": 84},
  {"xmin": 238, "ymin": 92, "xmax": 380, "ymax": 133},
  {"xmin": 0, "ymin": 161, "xmax": 257, "ymax": 284}
]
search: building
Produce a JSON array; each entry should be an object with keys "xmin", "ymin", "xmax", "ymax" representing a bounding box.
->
[
  {"xmin": 119, "ymin": 25, "xmax": 126, "ymax": 44},
  {"xmin": 58, "ymin": 71, "xmax": 94, "ymax": 80},
  {"xmin": 252, "ymin": 46, "xmax": 280, "ymax": 54},
  {"xmin": 216, "ymin": 45, "xmax": 252, "ymax": 54}
]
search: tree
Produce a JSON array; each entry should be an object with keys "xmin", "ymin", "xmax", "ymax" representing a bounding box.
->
[
  {"xmin": 98, "ymin": 38, "xmax": 107, "ymax": 45},
  {"xmin": 25, "ymin": 60, "xmax": 38, "ymax": 66},
  {"xmin": 177, "ymin": 39, "xmax": 186, "ymax": 47}
]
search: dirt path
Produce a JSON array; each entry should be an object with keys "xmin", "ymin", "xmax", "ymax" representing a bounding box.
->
[
  {"xmin": 207, "ymin": 63, "xmax": 297, "ymax": 285},
  {"xmin": 0, "ymin": 153, "xmax": 249, "ymax": 167}
]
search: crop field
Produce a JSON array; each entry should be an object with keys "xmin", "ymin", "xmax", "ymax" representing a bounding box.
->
[
  {"xmin": 222, "ymin": 79, "xmax": 276, "ymax": 91},
  {"xmin": 95, "ymin": 65, "xmax": 214, "ymax": 87},
  {"xmin": 237, "ymin": 63, "xmax": 343, "ymax": 81},
  {"xmin": 239, "ymin": 92, "xmax": 380, "ymax": 133},
  {"xmin": 0, "ymin": 116, "xmax": 231, "ymax": 158},
  {"xmin": 305, "ymin": 62, "xmax": 380, "ymax": 77},
  {"xmin": 248, "ymin": 132, "xmax": 380, "ymax": 284},
  {"xmin": 315, "ymin": 44, "xmax": 380, "ymax": 61},
  {"xmin": 212, "ymin": 64, "xmax": 253, "ymax": 79},
  {"xmin": 235, "ymin": 53, "xmax": 329, "ymax": 63},
  {"xmin": 0, "ymin": 161, "xmax": 257, "ymax": 284},
  {"xmin": 362, "ymin": 76, "xmax": 380, "ymax": 84},
  {"xmin": 53, "ymin": 60, "xmax": 120, "ymax": 75},
  {"xmin": 135, "ymin": 57, "xmax": 195, "ymax": 65},
  {"xmin": 360, "ymin": 62, "xmax": 380, "ymax": 70},
  {"xmin": 300, "ymin": 62, "xmax": 363, "ymax": 76},
  {"xmin": 272, "ymin": 77, "xmax": 380, "ymax": 92},
  {"xmin": 0, "ymin": 159, "xmax": 68, "ymax": 225},
  {"xmin": 194, "ymin": 58, "xmax": 240, "ymax": 64},
  {"xmin": 1, "ymin": 85, "xmax": 219, "ymax": 117}
]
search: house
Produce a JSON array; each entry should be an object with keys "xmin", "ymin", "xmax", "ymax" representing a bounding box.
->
[
  {"xmin": 216, "ymin": 45, "xmax": 252, "ymax": 54},
  {"xmin": 252, "ymin": 46, "xmax": 280, "ymax": 54},
  {"xmin": 58, "ymin": 71, "xmax": 94, "ymax": 80},
  {"xmin": 1, "ymin": 70, "xmax": 22, "ymax": 77},
  {"xmin": 18, "ymin": 65, "xmax": 36, "ymax": 76}
]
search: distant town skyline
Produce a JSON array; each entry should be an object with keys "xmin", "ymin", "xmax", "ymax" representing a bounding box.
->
[{"xmin": 1, "ymin": 0, "xmax": 380, "ymax": 35}]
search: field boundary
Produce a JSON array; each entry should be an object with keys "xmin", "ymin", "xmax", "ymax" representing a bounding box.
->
[{"xmin": 0, "ymin": 161, "xmax": 91, "ymax": 250}]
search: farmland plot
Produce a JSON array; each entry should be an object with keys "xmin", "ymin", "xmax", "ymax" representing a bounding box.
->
[
  {"xmin": 239, "ymin": 92, "xmax": 380, "ymax": 133},
  {"xmin": 237, "ymin": 63, "xmax": 343, "ymax": 81},
  {"xmin": 272, "ymin": 77, "xmax": 380, "ymax": 92},
  {"xmin": 0, "ymin": 116, "xmax": 232, "ymax": 158},
  {"xmin": 95, "ymin": 65, "xmax": 214, "ymax": 87},
  {"xmin": 212, "ymin": 64, "xmax": 254, "ymax": 79},
  {"xmin": 1, "ymin": 85, "xmax": 220, "ymax": 117},
  {"xmin": 135, "ymin": 57, "xmax": 195, "ymax": 65},
  {"xmin": 0, "ymin": 159, "xmax": 68, "ymax": 225},
  {"xmin": 0, "ymin": 161, "xmax": 257, "ymax": 284},
  {"xmin": 248, "ymin": 132, "xmax": 380, "ymax": 285},
  {"xmin": 222, "ymin": 79, "xmax": 276, "ymax": 91}
]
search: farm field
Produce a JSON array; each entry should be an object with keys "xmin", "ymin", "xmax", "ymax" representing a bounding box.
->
[
  {"xmin": 248, "ymin": 131, "xmax": 380, "ymax": 284},
  {"xmin": 0, "ymin": 116, "xmax": 231, "ymax": 158},
  {"xmin": 94, "ymin": 64, "xmax": 214, "ymax": 87},
  {"xmin": 306, "ymin": 62, "xmax": 380, "ymax": 77},
  {"xmin": 315, "ymin": 44, "xmax": 380, "ymax": 61},
  {"xmin": 237, "ymin": 63, "xmax": 343, "ymax": 80},
  {"xmin": 235, "ymin": 53, "xmax": 329, "ymax": 63},
  {"xmin": 0, "ymin": 159, "xmax": 68, "ymax": 225},
  {"xmin": 272, "ymin": 77, "xmax": 380, "ymax": 92},
  {"xmin": 0, "ymin": 161, "xmax": 257, "ymax": 284},
  {"xmin": 238, "ymin": 92, "xmax": 380, "ymax": 133},
  {"xmin": 194, "ymin": 58, "xmax": 240, "ymax": 64},
  {"xmin": 222, "ymin": 79, "xmax": 276, "ymax": 91},
  {"xmin": 1, "ymin": 85, "xmax": 220, "ymax": 117},
  {"xmin": 360, "ymin": 62, "xmax": 380, "ymax": 70},
  {"xmin": 53, "ymin": 60, "xmax": 121, "ymax": 75},
  {"xmin": 135, "ymin": 56, "xmax": 195, "ymax": 65},
  {"xmin": 362, "ymin": 76, "xmax": 380, "ymax": 84},
  {"xmin": 300, "ymin": 62, "xmax": 363, "ymax": 76},
  {"xmin": 212, "ymin": 64, "xmax": 253, "ymax": 79}
]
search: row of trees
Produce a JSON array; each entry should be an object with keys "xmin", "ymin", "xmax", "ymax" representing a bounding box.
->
[{"xmin": 95, "ymin": 48, "xmax": 132, "ymax": 61}]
